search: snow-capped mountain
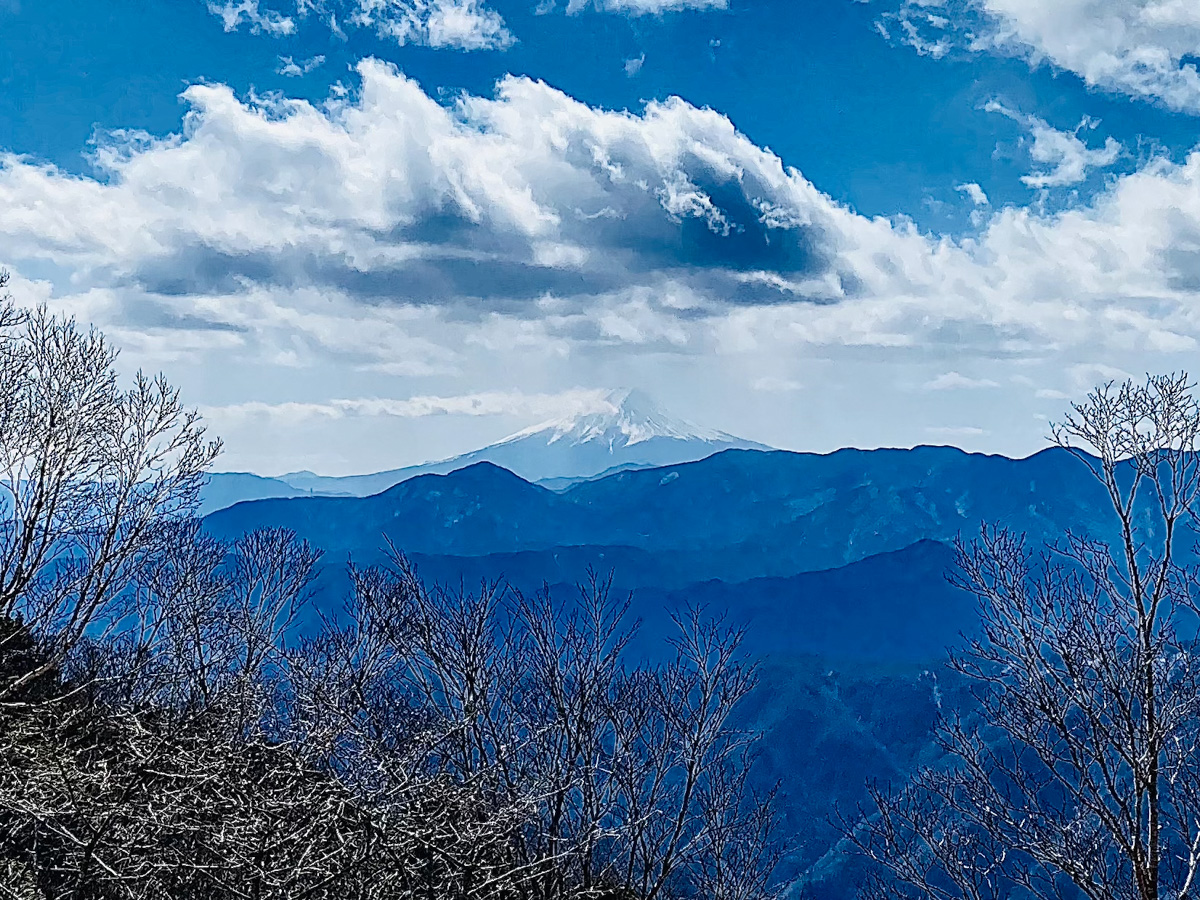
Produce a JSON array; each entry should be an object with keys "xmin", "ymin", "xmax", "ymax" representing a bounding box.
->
[
  {"xmin": 500, "ymin": 388, "xmax": 735, "ymax": 448},
  {"xmin": 203, "ymin": 389, "xmax": 771, "ymax": 510},
  {"xmin": 471, "ymin": 388, "xmax": 770, "ymax": 481}
]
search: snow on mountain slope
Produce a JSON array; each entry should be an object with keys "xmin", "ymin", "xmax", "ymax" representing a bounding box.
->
[
  {"xmin": 458, "ymin": 387, "xmax": 770, "ymax": 484},
  {"xmin": 500, "ymin": 389, "xmax": 735, "ymax": 449},
  {"xmin": 208, "ymin": 389, "xmax": 771, "ymax": 505}
]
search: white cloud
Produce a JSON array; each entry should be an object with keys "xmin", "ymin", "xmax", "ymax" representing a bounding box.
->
[
  {"xmin": 885, "ymin": 8, "xmax": 953, "ymax": 58},
  {"xmin": 955, "ymin": 181, "xmax": 989, "ymax": 206},
  {"xmin": 207, "ymin": 0, "xmax": 296, "ymax": 34},
  {"xmin": 276, "ymin": 54, "xmax": 326, "ymax": 77},
  {"xmin": 1067, "ymin": 362, "xmax": 1138, "ymax": 390},
  {"xmin": 1034, "ymin": 387, "xmax": 1072, "ymax": 399},
  {"xmin": 985, "ymin": 101, "xmax": 1123, "ymax": 187},
  {"xmin": 1021, "ymin": 123, "xmax": 1122, "ymax": 188},
  {"xmin": 624, "ymin": 53, "xmax": 646, "ymax": 76},
  {"xmin": 350, "ymin": 0, "xmax": 514, "ymax": 49},
  {"xmin": 3, "ymin": 60, "xmax": 1199, "ymax": 367},
  {"xmin": 563, "ymin": 0, "xmax": 728, "ymax": 14},
  {"xmin": 5, "ymin": 63, "xmax": 1200, "ymax": 468},
  {"xmin": 0, "ymin": 58, "xmax": 883, "ymax": 340},
  {"xmin": 926, "ymin": 425, "xmax": 989, "ymax": 437},
  {"xmin": 208, "ymin": 0, "xmax": 514, "ymax": 50},
  {"xmin": 924, "ymin": 371, "xmax": 1001, "ymax": 390},
  {"xmin": 751, "ymin": 376, "xmax": 804, "ymax": 393},
  {"xmin": 881, "ymin": 0, "xmax": 1200, "ymax": 113},
  {"xmin": 203, "ymin": 388, "xmax": 614, "ymax": 425}
]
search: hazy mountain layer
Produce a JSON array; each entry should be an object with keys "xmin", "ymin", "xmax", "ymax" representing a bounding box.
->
[
  {"xmin": 203, "ymin": 389, "xmax": 769, "ymax": 511},
  {"xmin": 196, "ymin": 472, "xmax": 314, "ymax": 516},
  {"xmin": 205, "ymin": 444, "xmax": 1133, "ymax": 581},
  {"xmin": 202, "ymin": 442, "xmax": 1153, "ymax": 898}
]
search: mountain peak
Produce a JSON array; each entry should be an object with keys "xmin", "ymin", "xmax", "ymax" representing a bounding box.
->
[
  {"xmin": 386, "ymin": 460, "xmax": 543, "ymax": 496},
  {"xmin": 209, "ymin": 389, "xmax": 773, "ymax": 507},
  {"xmin": 501, "ymin": 388, "xmax": 735, "ymax": 449},
  {"xmin": 606, "ymin": 387, "xmax": 661, "ymax": 418}
]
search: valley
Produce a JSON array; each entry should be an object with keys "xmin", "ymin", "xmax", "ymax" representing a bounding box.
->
[{"xmin": 201, "ymin": 435, "xmax": 1137, "ymax": 896}]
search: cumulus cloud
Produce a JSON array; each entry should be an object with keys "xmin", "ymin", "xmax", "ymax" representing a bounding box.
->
[
  {"xmin": 207, "ymin": 0, "xmax": 296, "ymax": 34},
  {"xmin": 877, "ymin": 6, "xmax": 953, "ymax": 58},
  {"xmin": 878, "ymin": 0, "xmax": 1200, "ymax": 113},
  {"xmin": 955, "ymin": 181, "xmax": 989, "ymax": 206},
  {"xmin": 349, "ymin": 0, "xmax": 514, "ymax": 49},
  {"xmin": 208, "ymin": 0, "xmax": 514, "ymax": 50},
  {"xmin": 0, "ymin": 59, "xmax": 868, "ymax": 336},
  {"xmin": 4, "ymin": 61, "xmax": 1200, "ymax": 470},
  {"xmin": 1034, "ymin": 387, "xmax": 1072, "ymax": 399},
  {"xmin": 985, "ymin": 101, "xmax": 1123, "ymax": 187},
  {"xmin": 1067, "ymin": 362, "xmax": 1137, "ymax": 389}
]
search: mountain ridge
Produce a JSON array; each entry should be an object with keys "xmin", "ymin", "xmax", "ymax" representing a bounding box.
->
[
  {"xmin": 202, "ymin": 390, "xmax": 771, "ymax": 510},
  {"xmin": 204, "ymin": 443, "xmax": 1136, "ymax": 583}
]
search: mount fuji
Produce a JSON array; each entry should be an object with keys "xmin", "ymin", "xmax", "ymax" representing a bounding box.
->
[{"xmin": 201, "ymin": 389, "xmax": 771, "ymax": 512}]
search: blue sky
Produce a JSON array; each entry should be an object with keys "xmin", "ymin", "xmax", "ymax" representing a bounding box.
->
[{"xmin": 2, "ymin": 0, "xmax": 1200, "ymax": 473}]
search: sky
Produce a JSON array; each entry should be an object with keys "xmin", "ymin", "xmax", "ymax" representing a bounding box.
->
[{"xmin": 2, "ymin": 0, "xmax": 1200, "ymax": 474}]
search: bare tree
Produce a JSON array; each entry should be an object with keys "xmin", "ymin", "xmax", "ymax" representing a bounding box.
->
[
  {"xmin": 289, "ymin": 552, "xmax": 541, "ymax": 900},
  {"xmin": 327, "ymin": 548, "xmax": 783, "ymax": 900},
  {"xmin": 847, "ymin": 373, "xmax": 1200, "ymax": 900},
  {"xmin": 0, "ymin": 281, "xmax": 782, "ymax": 900},
  {"xmin": 0, "ymin": 521, "xmax": 349, "ymax": 900},
  {"xmin": 0, "ymin": 273, "xmax": 219, "ymax": 703}
]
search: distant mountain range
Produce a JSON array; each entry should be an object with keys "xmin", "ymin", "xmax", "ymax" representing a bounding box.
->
[
  {"xmin": 199, "ymin": 442, "xmax": 1160, "ymax": 895},
  {"xmin": 199, "ymin": 389, "xmax": 769, "ymax": 514},
  {"xmin": 205, "ymin": 444, "xmax": 1137, "ymax": 581}
]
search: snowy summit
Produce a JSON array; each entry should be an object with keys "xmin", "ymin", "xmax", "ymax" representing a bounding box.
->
[
  {"xmin": 501, "ymin": 388, "xmax": 743, "ymax": 450},
  {"xmin": 202, "ymin": 389, "xmax": 771, "ymax": 509}
]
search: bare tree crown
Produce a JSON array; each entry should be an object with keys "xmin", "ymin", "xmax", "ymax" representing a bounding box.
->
[
  {"xmin": 849, "ymin": 373, "xmax": 1200, "ymax": 900},
  {"xmin": 0, "ymin": 276, "xmax": 220, "ymax": 703},
  {"xmin": 0, "ymin": 278, "xmax": 782, "ymax": 900}
]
